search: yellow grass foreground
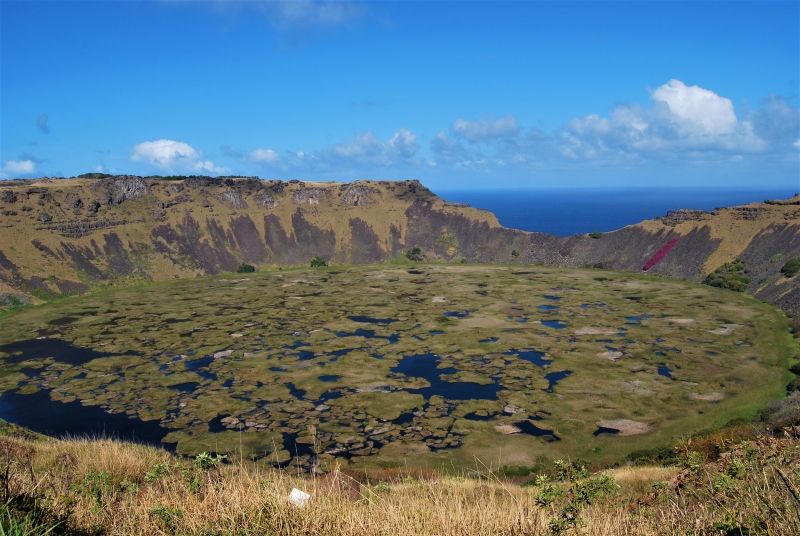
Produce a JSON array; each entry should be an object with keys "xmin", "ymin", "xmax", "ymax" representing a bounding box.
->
[{"xmin": 1, "ymin": 425, "xmax": 798, "ymax": 536}]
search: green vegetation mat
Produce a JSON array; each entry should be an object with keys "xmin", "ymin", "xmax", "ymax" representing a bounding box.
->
[{"xmin": 0, "ymin": 264, "xmax": 794, "ymax": 471}]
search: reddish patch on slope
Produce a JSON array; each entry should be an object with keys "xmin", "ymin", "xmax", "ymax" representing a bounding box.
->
[{"xmin": 642, "ymin": 237, "xmax": 680, "ymax": 271}]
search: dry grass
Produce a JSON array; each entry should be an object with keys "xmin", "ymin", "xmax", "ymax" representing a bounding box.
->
[{"xmin": 0, "ymin": 429, "xmax": 798, "ymax": 536}]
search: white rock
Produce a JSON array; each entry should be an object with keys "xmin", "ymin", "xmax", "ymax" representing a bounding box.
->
[{"xmin": 288, "ymin": 487, "xmax": 311, "ymax": 507}]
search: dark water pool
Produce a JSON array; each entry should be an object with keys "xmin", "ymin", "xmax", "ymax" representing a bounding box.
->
[
  {"xmin": 504, "ymin": 348, "xmax": 552, "ymax": 367},
  {"xmin": 544, "ymin": 370, "xmax": 572, "ymax": 392},
  {"xmin": 626, "ymin": 314, "xmax": 652, "ymax": 325},
  {"xmin": 282, "ymin": 431, "xmax": 316, "ymax": 461},
  {"xmin": 514, "ymin": 420, "xmax": 560, "ymax": 441},
  {"xmin": 186, "ymin": 356, "xmax": 217, "ymax": 380},
  {"xmin": 393, "ymin": 412, "xmax": 415, "ymax": 424},
  {"xmin": 464, "ymin": 411, "xmax": 496, "ymax": 421},
  {"xmin": 0, "ymin": 338, "xmax": 125, "ymax": 366},
  {"xmin": 592, "ymin": 426, "xmax": 620, "ymax": 436},
  {"xmin": 0, "ymin": 389, "xmax": 171, "ymax": 449},
  {"xmin": 286, "ymin": 382, "xmax": 306, "ymax": 399},
  {"xmin": 347, "ymin": 315, "xmax": 398, "ymax": 325},
  {"xmin": 319, "ymin": 375, "xmax": 341, "ymax": 383},
  {"xmin": 541, "ymin": 320, "xmax": 568, "ymax": 330},
  {"xmin": 335, "ymin": 328, "xmax": 399, "ymax": 343},
  {"xmin": 393, "ymin": 354, "xmax": 500, "ymax": 401}
]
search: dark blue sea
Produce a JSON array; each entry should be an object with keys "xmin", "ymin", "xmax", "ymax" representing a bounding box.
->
[{"xmin": 435, "ymin": 188, "xmax": 798, "ymax": 237}]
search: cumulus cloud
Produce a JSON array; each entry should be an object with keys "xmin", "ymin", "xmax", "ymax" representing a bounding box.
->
[
  {"xmin": 36, "ymin": 114, "xmax": 50, "ymax": 134},
  {"xmin": 131, "ymin": 139, "xmax": 228, "ymax": 174},
  {"xmin": 560, "ymin": 79, "xmax": 771, "ymax": 161},
  {"xmin": 431, "ymin": 118, "xmax": 551, "ymax": 169},
  {"xmin": 2, "ymin": 159, "xmax": 36, "ymax": 175},
  {"xmin": 388, "ymin": 128, "xmax": 419, "ymax": 159},
  {"xmin": 327, "ymin": 129, "xmax": 419, "ymax": 166},
  {"xmin": 192, "ymin": 160, "xmax": 230, "ymax": 174},
  {"xmin": 132, "ymin": 139, "xmax": 198, "ymax": 167},
  {"xmin": 427, "ymin": 80, "xmax": 798, "ymax": 171},
  {"xmin": 652, "ymin": 79, "xmax": 737, "ymax": 136},
  {"xmin": 238, "ymin": 128, "xmax": 420, "ymax": 176},
  {"xmin": 430, "ymin": 131, "xmax": 485, "ymax": 167},
  {"xmin": 751, "ymin": 96, "xmax": 800, "ymax": 145},
  {"xmin": 251, "ymin": 148, "xmax": 280, "ymax": 163},
  {"xmin": 453, "ymin": 115, "xmax": 519, "ymax": 142}
]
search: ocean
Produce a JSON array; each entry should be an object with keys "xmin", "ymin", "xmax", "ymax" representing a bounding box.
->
[{"xmin": 435, "ymin": 188, "xmax": 798, "ymax": 237}]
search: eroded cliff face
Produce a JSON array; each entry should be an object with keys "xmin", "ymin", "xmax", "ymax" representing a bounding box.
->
[{"xmin": 0, "ymin": 176, "xmax": 798, "ymax": 317}]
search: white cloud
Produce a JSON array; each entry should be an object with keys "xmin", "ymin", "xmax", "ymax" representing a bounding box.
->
[
  {"xmin": 752, "ymin": 96, "xmax": 800, "ymax": 145},
  {"xmin": 332, "ymin": 132, "xmax": 383, "ymax": 159},
  {"xmin": 251, "ymin": 148, "xmax": 280, "ymax": 163},
  {"xmin": 131, "ymin": 139, "xmax": 227, "ymax": 175},
  {"xmin": 132, "ymin": 139, "xmax": 199, "ymax": 167},
  {"xmin": 560, "ymin": 79, "xmax": 770, "ymax": 162},
  {"xmin": 388, "ymin": 128, "xmax": 418, "ymax": 159},
  {"xmin": 453, "ymin": 115, "xmax": 519, "ymax": 142},
  {"xmin": 192, "ymin": 160, "xmax": 230, "ymax": 174},
  {"xmin": 430, "ymin": 131, "xmax": 485, "ymax": 167},
  {"xmin": 328, "ymin": 129, "xmax": 419, "ymax": 165},
  {"xmin": 2, "ymin": 159, "xmax": 36, "ymax": 175},
  {"xmin": 652, "ymin": 79, "xmax": 737, "ymax": 136}
]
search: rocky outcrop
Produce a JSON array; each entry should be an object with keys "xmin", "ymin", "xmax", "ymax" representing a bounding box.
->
[
  {"xmin": 661, "ymin": 209, "xmax": 712, "ymax": 226},
  {"xmin": 341, "ymin": 183, "xmax": 380, "ymax": 206},
  {"xmin": 218, "ymin": 189, "xmax": 247, "ymax": 209},
  {"xmin": 97, "ymin": 176, "xmax": 149, "ymax": 205},
  {"xmin": 37, "ymin": 219, "xmax": 129, "ymax": 238},
  {"xmin": 293, "ymin": 188, "xmax": 328, "ymax": 205},
  {"xmin": 254, "ymin": 190, "xmax": 278, "ymax": 209}
]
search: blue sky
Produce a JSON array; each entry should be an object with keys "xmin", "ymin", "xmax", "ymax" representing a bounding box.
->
[{"xmin": 1, "ymin": 1, "xmax": 798, "ymax": 189}]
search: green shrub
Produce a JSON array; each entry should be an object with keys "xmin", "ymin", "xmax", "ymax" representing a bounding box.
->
[
  {"xmin": 193, "ymin": 451, "xmax": 226, "ymax": 470},
  {"xmin": 588, "ymin": 232, "xmax": 603, "ymax": 239},
  {"xmin": 405, "ymin": 247, "xmax": 423, "ymax": 262},
  {"xmin": 144, "ymin": 462, "xmax": 172, "ymax": 483},
  {"xmin": 150, "ymin": 505, "xmax": 182, "ymax": 533},
  {"xmin": 780, "ymin": 258, "xmax": 800, "ymax": 278},
  {"xmin": 310, "ymin": 256, "xmax": 328, "ymax": 268},
  {"xmin": 703, "ymin": 260, "xmax": 750, "ymax": 292},
  {"xmin": 372, "ymin": 482, "xmax": 391, "ymax": 494},
  {"xmin": 236, "ymin": 263, "xmax": 255, "ymax": 273}
]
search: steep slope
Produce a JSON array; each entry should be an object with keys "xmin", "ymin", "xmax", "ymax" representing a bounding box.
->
[{"xmin": 0, "ymin": 176, "xmax": 798, "ymax": 317}]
